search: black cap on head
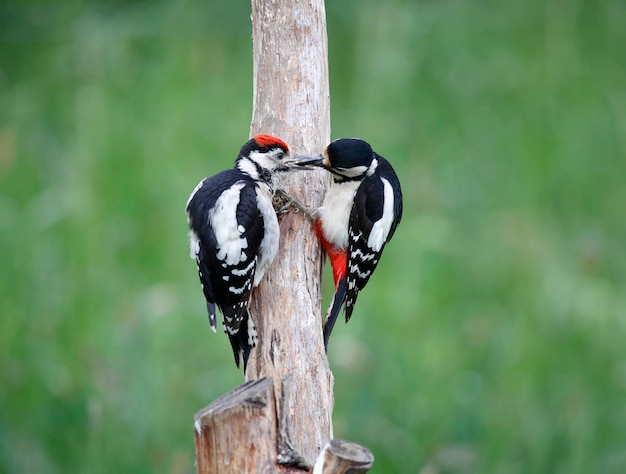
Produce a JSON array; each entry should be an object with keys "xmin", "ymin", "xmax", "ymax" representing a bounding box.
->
[{"xmin": 326, "ymin": 138, "xmax": 374, "ymax": 169}]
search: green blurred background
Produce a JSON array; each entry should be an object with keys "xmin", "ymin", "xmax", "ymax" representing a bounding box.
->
[{"xmin": 1, "ymin": 0, "xmax": 625, "ymax": 472}]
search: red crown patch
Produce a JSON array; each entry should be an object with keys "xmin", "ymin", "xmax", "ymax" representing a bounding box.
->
[{"xmin": 253, "ymin": 134, "xmax": 289, "ymax": 152}]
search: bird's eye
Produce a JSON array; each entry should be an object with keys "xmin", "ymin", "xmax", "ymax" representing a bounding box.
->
[{"xmin": 276, "ymin": 151, "xmax": 285, "ymax": 159}]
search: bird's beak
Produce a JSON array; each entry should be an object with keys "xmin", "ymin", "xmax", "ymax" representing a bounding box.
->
[{"xmin": 287, "ymin": 154, "xmax": 325, "ymax": 170}]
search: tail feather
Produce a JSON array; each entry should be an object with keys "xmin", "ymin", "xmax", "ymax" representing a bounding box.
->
[
  {"xmin": 206, "ymin": 301, "xmax": 217, "ymax": 332},
  {"xmin": 228, "ymin": 332, "xmax": 243, "ymax": 368},
  {"xmin": 323, "ymin": 277, "xmax": 347, "ymax": 351},
  {"xmin": 344, "ymin": 289, "xmax": 359, "ymax": 323},
  {"xmin": 196, "ymin": 247, "xmax": 217, "ymax": 331},
  {"xmin": 227, "ymin": 309, "xmax": 257, "ymax": 371}
]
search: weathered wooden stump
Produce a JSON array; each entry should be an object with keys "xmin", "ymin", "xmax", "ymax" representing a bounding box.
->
[{"xmin": 194, "ymin": 378, "xmax": 373, "ymax": 473}]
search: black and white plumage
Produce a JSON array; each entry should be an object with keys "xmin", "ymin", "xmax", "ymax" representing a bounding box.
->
[
  {"xmin": 295, "ymin": 138, "xmax": 403, "ymax": 348},
  {"xmin": 186, "ymin": 134, "xmax": 293, "ymax": 368}
]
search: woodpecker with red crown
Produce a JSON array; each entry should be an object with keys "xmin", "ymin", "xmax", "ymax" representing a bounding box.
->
[
  {"xmin": 295, "ymin": 138, "xmax": 403, "ymax": 349},
  {"xmin": 186, "ymin": 134, "xmax": 296, "ymax": 369}
]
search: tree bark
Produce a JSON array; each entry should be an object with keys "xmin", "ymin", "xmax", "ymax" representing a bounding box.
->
[
  {"xmin": 194, "ymin": 2, "xmax": 336, "ymax": 472},
  {"xmin": 247, "ymin": 0, "xmax": 333, "ymax": 465},
  {"xmin": 194, "ymin": 378, "xmax": 305, "ymax": 474},
  {"xmin": 194, "ymin": 380, "xmax": 372, "ymax": 473}
]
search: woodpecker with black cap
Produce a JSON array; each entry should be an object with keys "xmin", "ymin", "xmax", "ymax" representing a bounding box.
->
[{"xmin": 295, "ymin": 138, "xmax": 403, "ymax": 349}]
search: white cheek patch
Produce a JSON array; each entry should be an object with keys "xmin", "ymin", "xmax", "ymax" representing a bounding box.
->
[
  {"xmin": 238, "ymin": 158, "xmax": 259, "ymax": 180},
  {"xmin": 248, "ymin": 150, "xmax": 281, "ymax": 172},
  {"xmin": 367, "ymin": 178, "xmax": 395, "ymax": 252},
  {"xmin": 337, "ymin": 165, "xmax": 368, "ymax": 178},
  {"xmin": 208, "ymin": 183, "xmax": 249, "ymax": 266}
]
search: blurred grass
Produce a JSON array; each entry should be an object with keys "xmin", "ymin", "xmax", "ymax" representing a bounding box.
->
[{"xmin": 1, "ymin": 0, "xmax": 625, "ymax": 473}]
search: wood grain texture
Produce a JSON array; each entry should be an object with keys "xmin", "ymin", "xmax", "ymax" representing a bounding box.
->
[{"xmin": 194, "ymin": 378, "xmax": 305, "ymax": 474}]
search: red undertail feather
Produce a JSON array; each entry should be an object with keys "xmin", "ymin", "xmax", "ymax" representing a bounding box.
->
[{"xmin": 313, "ymin": 220, "xmax": 346, "ymax": 288}]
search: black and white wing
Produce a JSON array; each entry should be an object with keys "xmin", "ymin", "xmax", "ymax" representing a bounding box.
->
[
  {"xmin": 345, "ymin": 156, "xmax": 402, "ymax": 321},
  {"xmin": 186, "ymin": 170, "xmax": 265, "ymax": 367}
]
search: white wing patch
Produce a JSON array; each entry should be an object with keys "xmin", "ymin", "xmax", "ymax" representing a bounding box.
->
[
  {"xmin": 208, "ymin": 183, "xmax": 249, "ymax": 266},
  {"xmin": 367, "ymin": 178, "xmax": 395, "ymax": 252},
  {"xmin": 189, "ymin": 229, "xmax": 200, "ymax": 259}
]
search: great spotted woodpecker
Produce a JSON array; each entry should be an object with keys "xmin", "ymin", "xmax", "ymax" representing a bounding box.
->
[
  {"xmin": 186, "ymin": 134, "xmax": 296, "ymax": 369},
  {"xmin": 295, "ymin": 138, "xmax": 403, "ymax": 348}
]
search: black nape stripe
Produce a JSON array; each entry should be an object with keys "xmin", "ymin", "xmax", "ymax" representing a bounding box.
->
[
  {"xmin": 333, "ymin": 174, "xmax": 363, "ymax": 183},
  {"xmin": 252, "ymin": 160, "xmax": 273, "ymax": 187}
]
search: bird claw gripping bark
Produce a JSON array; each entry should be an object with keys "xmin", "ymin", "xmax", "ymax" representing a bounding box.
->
[{"xmin": 273, "ymin": 188, "xmax": 310, "ymax": 217}]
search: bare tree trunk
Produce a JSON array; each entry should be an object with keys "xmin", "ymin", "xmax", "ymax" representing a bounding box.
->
[
  {"xmin": 247, "ymin": 0, "xmax": 333, "ymax": 465},
  {"xmin": 193, "ymin": 1, "xmax": 366, "ymax": 472}
]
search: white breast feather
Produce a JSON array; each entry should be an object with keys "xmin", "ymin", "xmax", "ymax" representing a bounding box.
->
[
  {"xmin": 367, "ymin": 178, "xmax": 395, "ymax": 252},
  {"xmin": 208, "ymin": 183, "xmax": 249, "ymax": 266},
  {"xmin": 319, "ymin": 180, "xmax": 361, "ymax": 249},
  {"xmin": 254, "ymin": 183, "xmax": 279, "ymax": 285}
]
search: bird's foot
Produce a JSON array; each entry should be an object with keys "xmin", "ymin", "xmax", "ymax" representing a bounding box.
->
[{"xmin": 273, "ymin": 189, "xmax": 313, "ymax": 219}]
